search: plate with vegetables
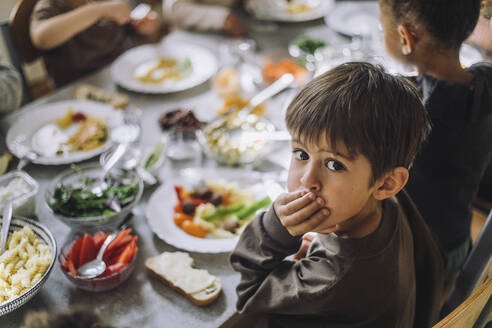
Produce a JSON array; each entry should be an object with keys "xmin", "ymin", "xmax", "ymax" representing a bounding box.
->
[
  {"xmin": 111, "ymin": 41, "xmax": 218, "ymax": 94},
  {"xmin": 146, "ymin": 167, "xmax": 284, "ymax": 253},
  {"xmin": 7, "ymin": 100, "xmax": 123, "ymax": 165}
]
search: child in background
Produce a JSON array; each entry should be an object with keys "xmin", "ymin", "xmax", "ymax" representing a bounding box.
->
[
  {"xmin": 162, "ymin": 0, "xmax": 245, "ymax": 37},
  {"xmin": 30, "ymin": 0, "xmax": 162, "ymax": 87},
  {"xmin": 378, "ymin": 0, "xmax": 492, "ymax": 281},
  {"xmin": 469, "ymin": 0, "xmax": 492, "ymax": 53},
  {"xmin": 231, "ymin": 62, "xmax": 443, "ymax": 328}
]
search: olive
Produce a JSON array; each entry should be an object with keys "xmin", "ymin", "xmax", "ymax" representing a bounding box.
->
[
  {"xmin": 210, "ymin": 193, "xmax": 222, "ymax": 206},
  {"xmin": 182, "ymin": 200, "xmax": 196, "ymax": 215},
  {"xmin": 224, "ymin": 219, "xmax": 239, "ymax": 233}
]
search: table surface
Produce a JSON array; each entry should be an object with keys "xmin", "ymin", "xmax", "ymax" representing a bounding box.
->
[
  {"xmin": 1, "ymin": 2, "xmax": 489, "ymax": 326},
  {"xmin": 0, "ymin": 11, "xmax": 341, "ymax": 327}
]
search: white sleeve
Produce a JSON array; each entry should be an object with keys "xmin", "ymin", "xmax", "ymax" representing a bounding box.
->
[{"xmin": 163, "ymin": 0, "xmax": 234, "ymax": 31}]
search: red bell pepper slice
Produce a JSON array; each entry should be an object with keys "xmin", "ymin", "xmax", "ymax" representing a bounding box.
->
[
  {"xmin": 67, "ymin": 260, "xmax": 77, "ymax": 277},
  {"xmin": 79, "ymin": 233, "xmax": 97, "ymax": 267},
  {"xmin": 117, "ymin": 238, "xmax": 137, "ymax": 265},
  {"xmin": 106, "ymin": 228, "xmax": 132, "ymax": 255},
  {"xmin": 174, "ymin": 185, "xmax": 184, "ymax": 202},
  {"xmin": 68, "ymin": 237, "xmax": 83, "ymax": 269},
  {"xmin": 93, "ymin": 232, "xmax": 110, "ymax": 250}
]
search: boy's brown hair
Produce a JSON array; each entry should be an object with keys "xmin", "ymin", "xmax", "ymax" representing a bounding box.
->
[{"xmin": 286, "ymin": 62, "xmax": 430, "ymax": 184}]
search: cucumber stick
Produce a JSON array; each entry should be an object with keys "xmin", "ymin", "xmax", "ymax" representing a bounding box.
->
[{"xmin": 237, "ymin": 196, "xmax": 271, "ymax": 220}]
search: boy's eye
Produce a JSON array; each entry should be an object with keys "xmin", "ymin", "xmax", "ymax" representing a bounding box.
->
[
  {"xmin": 293, "ymin": 150, "xmax": 309, "ymax": 161},
  {"xmin": 326, "ymin": 160, "xmax": 345, "ymax": 171}
]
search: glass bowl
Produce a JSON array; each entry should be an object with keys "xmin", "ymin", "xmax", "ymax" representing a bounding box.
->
[
  {"xmin": 44, "ymin": 163, "xmax": 143, "ymax": 232},
  {"xmin": 58, "ymin": 233, "xmax": 137, "ymax": 292},
  {"xmin": 99, "ymin": 142, "xmax": 166, "ymax": 182},
  {"xmin": 0, "ymin": 170, "xmax": 39, "ymax": 217},
  {"xmin": 0, "ymin": 216, "xmax": 57, "ymax": 316},
  {"xmin": 196, "ymin": 114, "xmax": 276, "ymax": 166}
]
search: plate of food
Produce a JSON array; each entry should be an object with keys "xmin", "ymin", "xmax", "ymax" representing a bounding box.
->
[
  {"xmin": 325, "ymin": 2, "xmax": 380, "ymax": 37},
  {"xmin": 246, "ymin": 0, "xmax": 335, "ymax": 22},
  {"xmin": 6, "ymin": 100, "xmax": 123, "ymax": 165},
  {"xmin": 146, "ymin": 167, "xmax": 284, "ymax": 253},
  {"xmin": 111, "ymin": 41, "xmax": 218, "ymax": 94}
]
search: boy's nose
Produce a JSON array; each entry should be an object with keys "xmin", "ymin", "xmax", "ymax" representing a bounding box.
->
[{"xmin": 300, "ymin": 164, "xmax": 321, "ymax": 192}]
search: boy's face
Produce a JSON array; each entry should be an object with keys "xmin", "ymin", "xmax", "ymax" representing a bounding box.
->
[{"xmin": 287, "ymin": 136, "xmax": 379, "ymax": 233}]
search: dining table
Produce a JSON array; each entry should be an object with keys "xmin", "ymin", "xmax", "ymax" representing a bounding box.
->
[
  {"xmin": 1, "ymin": 1, "xmax": 487, "ymax": 326},
  {"xmin": 0, "ymin": 5, "xmax": 350, "ymax": 327}
]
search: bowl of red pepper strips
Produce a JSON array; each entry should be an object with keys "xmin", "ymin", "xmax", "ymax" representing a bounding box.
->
[{"xmin": 58, "ymin": 228, "xmax": 138, "ymax": 292}]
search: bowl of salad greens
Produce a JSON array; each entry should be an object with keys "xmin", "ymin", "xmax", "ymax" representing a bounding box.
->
[{"xmin": 45, "ymin": 164, "xmax": 143, "ymax": 231}]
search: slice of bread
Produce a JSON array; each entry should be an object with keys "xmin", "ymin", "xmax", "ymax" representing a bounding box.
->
[
  {"xmin": 145, "ymin": 252, "xmax": 222, "ymax": 306},
  {"xmin": 74, "ymin": 84, "xmax": 129, "ymax": 109}
]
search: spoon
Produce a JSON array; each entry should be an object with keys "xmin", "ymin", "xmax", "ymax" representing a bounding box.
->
[
  {"xmin": 0, "ymin": 200, "xmax": 13, "ymax": 255},
  {"xmin": 122, "ymin": 156, "xmax": 157, "ymax": 185},
  {"xmin": 91, "ymin": 143, "xmax": 128, "ymax": 197},
  {"xmin": 223, "ymin": 73, "xmax": 295, "ymax": 117},
  {"xmin": 77, "ymin": 232, "xmax": 118, "ymax": 279}
]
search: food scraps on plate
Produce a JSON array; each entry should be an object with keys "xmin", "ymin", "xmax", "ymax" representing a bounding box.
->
[{"xmin": 172, "ymin": 181, "xmax": 271, "ymax": 238}]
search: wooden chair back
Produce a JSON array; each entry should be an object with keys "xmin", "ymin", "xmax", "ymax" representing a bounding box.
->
[
  {"xmin": 434, "ymin": 276, "xmax": 492, "ymax": 328},
  {"xmin": 9, "ymin": 0, "xmax": 40, "ymax": 64},
  {"xmin": 442, "ymin": 209, "xmax": 492, "ymax": 316}
]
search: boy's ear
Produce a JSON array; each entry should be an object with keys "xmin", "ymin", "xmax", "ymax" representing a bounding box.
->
[
  {"xmin": 373, "ymin": 167, "xmax": 409, "ymax": 200},
  {"xmin": 397, "ymin": 24, "xmax": 416, "ymax": 55}
]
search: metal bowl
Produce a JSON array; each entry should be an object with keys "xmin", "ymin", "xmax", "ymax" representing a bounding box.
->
[
  {"xmin": 0, "ymin": 216, "xmax": 57, "ymax": 316},
  {"xmin": 44, "ymin": 164, "xmax": 143, "ymax": 232}
]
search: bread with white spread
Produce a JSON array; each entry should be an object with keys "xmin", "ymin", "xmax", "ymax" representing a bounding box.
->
[{"xmin": 145, "ymin": 252, "xmax": 222, "ymax": 306}]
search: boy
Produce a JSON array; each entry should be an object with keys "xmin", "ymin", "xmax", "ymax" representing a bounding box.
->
[
  {"xmin": 230, "ymin": 62, "xmax": 444, "ymax": 328},
  {"xmin": 378, "ymin": 0, "xmax": 492, "ymax": 280}
]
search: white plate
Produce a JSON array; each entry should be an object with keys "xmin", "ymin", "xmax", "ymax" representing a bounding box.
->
[
  {"xmin": 246, "ymin": 0, "xmax": 334, "ymax": 22},
  {"xmin": 146, "ymin": 167, "xmax": 284, "ymax": 253},
  {"xmin": 325, "ymin": 2, "xmax": 380, "ymax": 37},
  {"xmin": 7, "ymin": 100, "xmax": 123, "ymax": 165},
  {"xmin": 111, "ymin": 41, "xmax": 218, "ymax": 94}
]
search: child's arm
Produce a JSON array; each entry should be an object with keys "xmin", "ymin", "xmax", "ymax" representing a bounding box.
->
[
  {"xmin": 230, "ymin": 193, "xmax": 341, "ymax": 315},
  {"xmin": 30, "ymin": 1, "xmax": 131, "ymax": 50}
]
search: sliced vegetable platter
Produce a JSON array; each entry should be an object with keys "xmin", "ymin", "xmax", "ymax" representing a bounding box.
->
[{"xmin": 146, "ymin": 167, "xmax": 284, "ymax": 253}]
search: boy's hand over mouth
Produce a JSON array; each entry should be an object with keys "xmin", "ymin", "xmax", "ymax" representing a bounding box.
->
[{"xmin": 274, "ymin": 191, "xmax": 334, "ymax": 236}]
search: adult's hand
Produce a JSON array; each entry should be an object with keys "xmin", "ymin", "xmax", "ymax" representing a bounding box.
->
[
  {"xmin": 132, "ymin": 10, "xmax": 160, "ymax": 36},
  {"xmin": 223, "ymin": 13, "xmax": 245, "ymax": 38},
  {"xmin": 99, "ymin": 0, "xmax": 132, "ymax": 25}
]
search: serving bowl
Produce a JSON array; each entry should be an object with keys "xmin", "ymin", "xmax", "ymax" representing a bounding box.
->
[
  {"xmin": 99, "ymin": 142, "xmax": 166, "ymax": 183},
  {"xmin": 196, "ymin": 114, "xmax": 277, "ymax": 166},
  {"xmin": 0, "ymin": 170, "xmax": 39, "ymax": 217},
  {"xmin": 58, "ymin": 232, "xmax": 137, "ymax": 292},
  {"xmin": 0, "ymin": 216, "xmax": 57, "ymax": 316},
  {"xmin": 44, "ymin": 164, "xmax": 143, "ymax": 232}
]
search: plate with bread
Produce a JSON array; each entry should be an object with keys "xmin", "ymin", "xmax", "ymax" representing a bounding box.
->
[
  {"xmin": 146, "ymin": 167, "xmax": 283, "ymax": 253},
  {"xmin": 145, "ymin": 251, "xmax": 222, "ymax": 306}
]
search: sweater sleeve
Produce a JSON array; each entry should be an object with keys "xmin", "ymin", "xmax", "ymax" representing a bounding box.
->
[
  {"xmin": 0, "ymin": 60, "xmax": 22, "ymax": 113},
  {"xmin": 230, "ymin": 206, "xmax": 344, "ymax": 315},
  {"xmin": 163, "ymin": 0, "xmax": 232, "ymax": 31}
]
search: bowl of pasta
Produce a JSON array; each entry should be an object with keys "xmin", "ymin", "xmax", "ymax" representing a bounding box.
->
[{"xmin": 0, "ymin": 216, "xmax": 57, "ymax": 316}]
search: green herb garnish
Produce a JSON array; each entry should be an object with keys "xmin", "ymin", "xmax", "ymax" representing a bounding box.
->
[
  {"xmin": 295, "ymin": 38, "xmax": 326, "ymax": 55},
  {"xmin": 49, "ymin": 167, "xmax": 139, "ymax": 217}
]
